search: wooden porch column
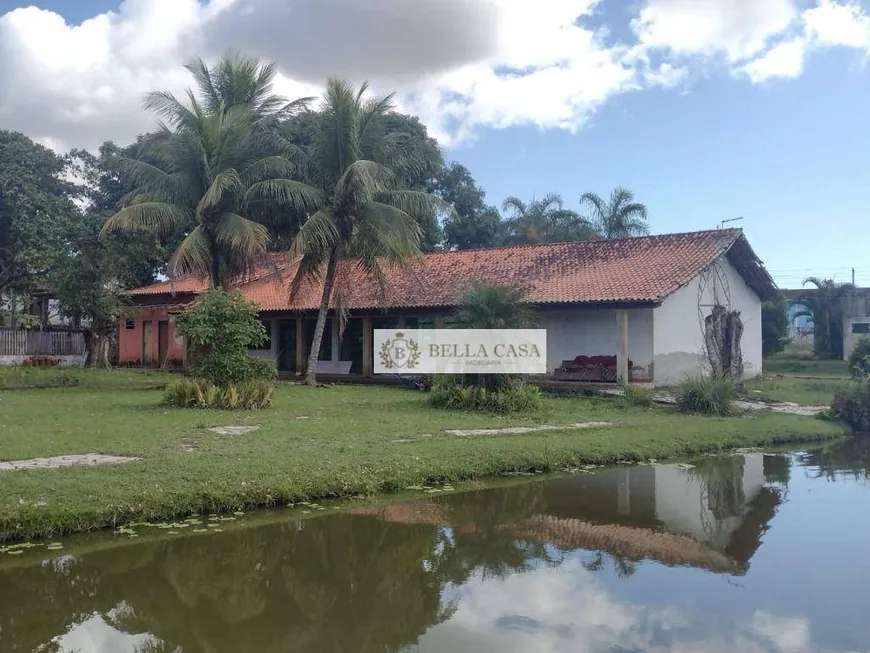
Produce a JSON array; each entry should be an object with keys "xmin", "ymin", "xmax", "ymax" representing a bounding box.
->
[
  {"xmin": 434, "ymin": 315, "xmax": 445, "ymax": 329},
  {"xmin": 616, "ymin": 310, "xmax": 629, "ymax": 384},
  {"xmin": 295, "ymin": 318, "xmax": 305, "ymax": 376},
  {"xmin": 362, "ymin": 316, "xmax": 373, "ymax": 377},
  {"xmin": 331, "ymin": 318, "xmax": 340, "ymax": 363}
]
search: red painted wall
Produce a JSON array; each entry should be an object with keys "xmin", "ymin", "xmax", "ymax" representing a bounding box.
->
[{"xmin": 118, "ymin": 309, "xmax": 186, "ymax": 366}]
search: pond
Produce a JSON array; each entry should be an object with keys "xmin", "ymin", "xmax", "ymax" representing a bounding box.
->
[{"xmin": 2, "ymin": 442, "xmax": 869, "ymax": 653}]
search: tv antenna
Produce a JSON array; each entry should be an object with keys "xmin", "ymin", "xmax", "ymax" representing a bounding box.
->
[{"xmin": 718, "ymin": 216, "xmax": 744, "ymax": 229}]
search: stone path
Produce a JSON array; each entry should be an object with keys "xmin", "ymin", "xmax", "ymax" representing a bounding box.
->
[
  {"xmin": 0, "ymin": 453, "xmax": 141, "ymax": 472},
  {"xmin": 208, "ymin": 425, "xmax": 261, "ymax": 436},
  {"xmin": 601, "ymin": 388, "xmax": 825, "ymax": 416},
  {"xmin": 445, "ymin": 422, "xmax": 612, "ymax": 437}
]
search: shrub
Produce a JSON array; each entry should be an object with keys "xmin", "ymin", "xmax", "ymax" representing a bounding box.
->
[
  {"xmin": 674, "ymin": 374, "xmax": 736, "ymax": 416},
  {"xmin": 830, "ymin": 380, "xmax": 870, "ymax": 435},
  {"xmin": 762, "ymin": 298, "xmax": 790, "ymax": 357},
  {"xmin": 848, "ymin": 337, "xmax": 870, "ymax": 378},
  {"xmin": 429, "ymin": 376, "xmax": 542, "ymax": 413},
  {"xmin": 620, "ymin": 383, "xmax": 654, "ymax": 408},
  {"xmin": 163, "ymin": 378, "xmax": 274, "ymax": 410},
  {"xmin": 174, "ymin": 289, "xmax": 275, "ymax": 387}
]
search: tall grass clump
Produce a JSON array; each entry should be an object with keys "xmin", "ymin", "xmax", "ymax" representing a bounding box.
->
[
  {"xmin": 829, "ymin": 380, "xmax": 870, "ymax": 436},
  {"xmin": 619, "ymin": 383, "xmax": 654, "ymax": 408},
  {"xmin": 163, "ymin": 378, "xmax": 274, "ymax": 410},
  {"xmin": 429, "ymin": 376, "xmax": 542, "ymax": 414},
  {"xmin": 674, "ymin": 374, "xmax": 736, "ymax": 416}
]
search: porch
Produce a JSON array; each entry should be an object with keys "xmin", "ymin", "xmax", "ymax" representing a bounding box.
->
[{"xmin": 257, "ymin": 306, "xmax": 654, "ymax": 385}]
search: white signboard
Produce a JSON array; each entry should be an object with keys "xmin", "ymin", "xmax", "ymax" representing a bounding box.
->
[{"xmin": 374, "ymin": 329, "xmax": 547, "ymax": 374}]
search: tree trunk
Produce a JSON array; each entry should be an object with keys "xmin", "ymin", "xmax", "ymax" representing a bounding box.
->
[
  {"xmin": 85, "ymin": 329, "xmax": 112, "ymax": 369},
  {"xmin": 304, "ymin": 251, "xmax": 338, "ymax": 386}
]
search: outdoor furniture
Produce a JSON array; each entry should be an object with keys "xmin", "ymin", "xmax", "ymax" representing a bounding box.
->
[{"xmin": 553, "ymin": 355, "xmax": 632, "ymax": 383}]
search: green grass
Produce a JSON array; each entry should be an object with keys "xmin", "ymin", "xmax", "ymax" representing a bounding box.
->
[
  {"xmin": 763, "ymin": 345, "xmax": 850, "ymax": 378},
  {"xmin": 744, "ymin": 376, "xmax": 854, "ymax": 406},
  {"xmin": 0, "ymin": 366, "xmax": 175, "ymax": 390},
  {"xmin": 0, "ymin": 375, "xmax": 846, "ymax": 543}
]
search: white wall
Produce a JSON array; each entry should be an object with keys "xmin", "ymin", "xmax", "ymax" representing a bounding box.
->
[
  {"xmin": 843, "ymin": 316, "xmax": 870, "ymax": 360},
  {"xmin": 653, "ymin": 257, "xmax": 763, "ymax": 385},
  {"xmin": 542, "ymin": 307, "xmax": 655, "ymax": 378}
]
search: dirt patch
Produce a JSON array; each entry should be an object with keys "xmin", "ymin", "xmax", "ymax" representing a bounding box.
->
[
  {"xmin": 0, "ymin": 454, "xmax": 141, "ymax": 472},
  {"xmin": 445, "ymin": 422, "xmax": 612, "ymax": 437}
]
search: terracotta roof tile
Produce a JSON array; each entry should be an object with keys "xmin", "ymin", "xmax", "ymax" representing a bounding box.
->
[{"xmin": 127, "ymin": 229, "xmax": 776, "ymax": 310}]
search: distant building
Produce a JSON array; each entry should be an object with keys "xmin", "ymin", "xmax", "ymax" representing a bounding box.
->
[
  {"xmin": 782, "ymin": 287, "xmax": 870, "ymax": 358},
  {"xmin": 122, "ymin": 228, "xmax": 777, "ymax": 385}
]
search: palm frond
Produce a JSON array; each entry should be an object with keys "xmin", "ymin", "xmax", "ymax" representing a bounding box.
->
[
  {"xmin": 290, "ymin": 208, "xmax": 339, "ymax": 262},
  {"xmin": 115, "ymin": 157, "xmax": 192, "ymax": 206},
  {"xmin": 335, "ymin": 159, "xmax": 393, "ymax": 207},
  {"xmin": 197, "ymin": 169, "xmax": 243, "ymax": 218},
  {"xmin": 352, "ymin": 201, "xmax": 422, "ymax": 266},
  {"xmin": 167, "ymin": 226, "xmax": 212, "ymax": 279},
  {"xmin": 213, "ymin": 212, "xmax": 270, "ymax": 259},
  {"xmin": 501, "ymin": 196, "xmax": 527, "ymax": 217},
  {"xmin": 579, "ymin": 191, "xmax": 607, "ymax": 219},
  {"xmin": 101, "ymin": 202, "xmax": 194, "ymax": 238},
  {"xmin": 240, "ymin": 156, "xmax": 297, "ymax": 186},
  {"xmin": 380, "ymin": 189, "xmax": 454, "ymax": 219},
  {"xmin": 245, "ymin": 179, "xmax": 323, "ymax": 213},
  {"xmin": 184, "ymin": 57, "xmax": 222, "ymax": 114}
]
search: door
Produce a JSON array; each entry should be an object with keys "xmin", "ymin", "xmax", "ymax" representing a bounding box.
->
[
  {"xmin": 142, "ymin": 321, "xmax": 153, "ymax": 366},
  {"xmin": 158, "ymin": 321, "xmax": 169, "ymax": 368}
]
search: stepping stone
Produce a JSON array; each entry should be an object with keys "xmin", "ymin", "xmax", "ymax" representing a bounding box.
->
[
  {"xmin": 208, "ymin": 425, "xmax": 261, "ymax": 436},
  {"xmin": 0, "ymin": 454, "xmax": 141, "ymax": 472},
  {"xmin": 445, "ymin": 422, "xmax": 611, "ymax": 437}
]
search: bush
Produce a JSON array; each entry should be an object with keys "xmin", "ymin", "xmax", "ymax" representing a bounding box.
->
[
  {"xmin": 163, "ymin": 378, "xmax": 275, "ymax": 410},
  {"xmin": 174, "ymin": 289, "xmax": 275, "ymax": 387},
  {"xmin": 674, "ymin": 374, "xmax": 736, "ymax": 416},
  {"xmin": 762, "ymin": 299, "xmax": 790, "ymax": 357},
  {"xmin": 848, "ymin": 337, "xmax": 870, "ymax": 378},
  {"xmin": 830, "ymin": 380, "xmax": 870, "ymax": 435},
  {"xmin": 429, "ymin": 376, "xmax": 542, "ymax": 413},
  {"xmin": 620, "ymin": 383, "xmax": 654, "ymax": 408}
]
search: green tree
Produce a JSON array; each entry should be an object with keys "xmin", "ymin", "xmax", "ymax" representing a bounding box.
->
[
  {"xmin": 579, "ymin": 186, "xmax": 649, "ymax": 238},
  {"xmin": 173, "ymin": 289, "xmax": 272, "ymax": 386},
  {"xmin": 0, "ymin": 130, "xmax": 78, "ymax": 296},
  {"xmin": 501, "ymin": 193, "xmax": 596, "ymax": 245},
  {"xmin": 796, "ymin": 277, "xmax": 855, "ymax": 359},
  {"xmin": 101, "ymin": 53, "xmax": 316, "ymax": 289},
  {"xmin": 761, "ymin": 298, "xmax": 790, "ymax": 357},
  {"xmin": 265, "ymin": 79, "xmax": 450, "ymax": 385},
  {"xmin": 428, "ymin": 162, "xmax": 501, "ymax": 250}
]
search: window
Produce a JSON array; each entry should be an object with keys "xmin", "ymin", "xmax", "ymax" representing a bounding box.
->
[
  {"xmin": 853, "ymin": 323, "xmax": 870, "ymax": 335},
  {"xmin": 125, "ymin": 318, "xmax": 135, "ymax": 330}
]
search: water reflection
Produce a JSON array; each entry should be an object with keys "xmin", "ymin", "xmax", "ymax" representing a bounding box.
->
[{"xmin": 2, "ymin": 447, "xmax": 868, "ymax": 653}]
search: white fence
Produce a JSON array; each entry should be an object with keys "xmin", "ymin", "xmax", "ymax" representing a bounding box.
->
[{"xmin": 0, "ymin": 329, "xmax": 86, "ymax": 356}]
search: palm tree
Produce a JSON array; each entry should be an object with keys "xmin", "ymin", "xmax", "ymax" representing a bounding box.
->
[
  {"xmin": 580, "ymin": 186, "xmax": 649, "ymax": 238},
  {"xmin": 450, "ymin": 280, "xmax": 539, "ymax": 329},
  {"xmin": 182, "ymin": 50, "xmax": 309, "ymax": 121},
  {"xmin": 795, "ymin": 277, "xmax": 855, "ymax": 359},
  {"xmin": 501, "ymin": 193, "xmax": 596, "ymax": 245},
  {"xmin": 102, "ymin": 54, "xmax": 316, "ymax": 288},
  {"xmin": 260, "ymin": 79, "xmax": 449, "ymax": 385}
]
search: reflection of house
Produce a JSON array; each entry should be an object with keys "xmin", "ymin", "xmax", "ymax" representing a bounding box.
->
[
  {"xmin": 122, "ymin": 229, "xmax": 776, "ymax": 384},
  {"xmin": 358, "ymin": 453, "xmax": 779, "ymax": 575}
]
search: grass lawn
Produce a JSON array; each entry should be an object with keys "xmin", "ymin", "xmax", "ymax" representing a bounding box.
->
[
  {"xmin": 0, "ymin": 366, "xmax": 175, "ymax": 390},
  {"xmin": 744, "ymin": 376, "xmax": 854, "ymax": 406},
  {"xmin": 0, "ymin": 376, "xmax": 846, "ymax": 543},
  {"xmin": 763, "ymin": 345, "xmax": 850, "ymax": 378}
]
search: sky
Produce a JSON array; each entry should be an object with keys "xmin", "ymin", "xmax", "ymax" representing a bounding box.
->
[{"xmin": 0, "ymin": 0, "xmax": 868, "ymax": 289}]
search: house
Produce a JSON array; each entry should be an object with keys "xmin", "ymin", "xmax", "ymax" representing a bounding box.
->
[
  {"xmin": 120, "ymin": 228, "xmax": 776, "ymax": 385},
  {"xmin": 783, "ymin": 286, "xmax": 870, "ymax": 359}
]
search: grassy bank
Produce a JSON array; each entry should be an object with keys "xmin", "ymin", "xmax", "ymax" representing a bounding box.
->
[
  {"xmin": 0, "ymin": 378, "xmax": 846, "ymax": 543},
  {"xmin": 744, "ymin": 375, "xmax": 853, "ymax": 405}
]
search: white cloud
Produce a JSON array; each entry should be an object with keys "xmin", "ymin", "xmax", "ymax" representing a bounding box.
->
[
  {"xmin": 1, "ymin": 0, "xmax": 869, "ymax": 151},
  {"xmin": 631, "ymin": 0, "xmax": 799, "ymax": 62},
  {"xmin": 739, "ymin": 39, "xmax": 807, "ymax": 82},
  {"xmin": 804, "ymin": 0, "xmax": 870, "ymax": 49}
]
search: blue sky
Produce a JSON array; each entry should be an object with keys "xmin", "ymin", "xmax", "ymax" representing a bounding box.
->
[{"xmin": 1, "ymin": 0, "xmax": 869, "ymax": 288}]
